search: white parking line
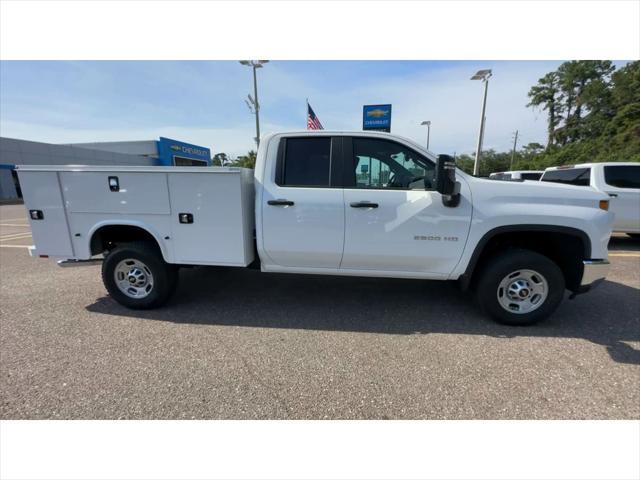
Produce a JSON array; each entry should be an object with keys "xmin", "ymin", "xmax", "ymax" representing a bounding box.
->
[
  {"xmin": 0, "ymin": 232, "xmax": 31, "ymax": 240},
  {"xmin": 0, "ymin": 223, "xmax": 29, "ymax": 227},
  {"xmin": 0, "ymin": 232, "xmax": 33, "ymax": 241},
  {"xmin": 0, "ymin": 244, "xmax": 31, "ymax": 248}
]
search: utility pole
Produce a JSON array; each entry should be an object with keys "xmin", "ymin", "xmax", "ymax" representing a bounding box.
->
[
  {"xmin": 240, "ymin": 60, "xmax": 269, "ymax": 148},
  {"xmin": 510, "ymin": 130, "xmax": 519, "ymax": 170}
]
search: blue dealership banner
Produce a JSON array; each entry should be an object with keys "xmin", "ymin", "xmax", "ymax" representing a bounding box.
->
[{"xmin": 363, "ymin": 104, "xmax": 392, "ymax": 132}]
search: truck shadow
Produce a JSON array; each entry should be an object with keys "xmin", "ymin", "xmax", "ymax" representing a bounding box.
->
[
  {"xmin": 86, "ymin": 266, "xmax": 640, "ymax": 366},
  {"xmin": 609, "ymin": 235, "xmax": 640, "ymax": 252}
]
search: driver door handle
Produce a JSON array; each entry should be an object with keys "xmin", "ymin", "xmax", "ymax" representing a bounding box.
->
[
  {"xmin": 350, "ymin": 201, "xmax": 379, "ymax": 208},
  {"xmin": 268, "ymin": 199, "xmax": 295, "ymax": 206},
  {"xmin": 608, "ymin": 193, "xmax": 618, "ymax": 198}
]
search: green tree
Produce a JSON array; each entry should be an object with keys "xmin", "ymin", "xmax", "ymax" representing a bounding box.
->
[
  {"xmin": 556, "ymin": 60, "xmax": 615, "ymax": 143},
  {"xmin": 524, "ymin": 60, "xmax": 640, "ymax": 166},
  {"xmin": 231, "ymin": 150, "xmax": 257, "ymax": 169},
  {"xmin": 455, "ymin": 153, "xmax": 475, "ymax": 175},
  {"xmin": 527, "ymin": 72, "xmax": 562, "ymax": 148},
  {"xmin": 521, "ymin": 142, "xmax": 544, "ymax": 157},
  {"xmin": 212, "ymin": 152, "xmax": 230, "ymax": 166},
  {"xmin": 455, "ymin": 150, "xmax": 513, "ymax": 177}
]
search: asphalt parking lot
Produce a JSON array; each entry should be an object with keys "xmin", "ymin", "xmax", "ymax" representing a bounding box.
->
[{"xmin": 1, "ymin": 203, "xmax": 638, "ymax": 419}]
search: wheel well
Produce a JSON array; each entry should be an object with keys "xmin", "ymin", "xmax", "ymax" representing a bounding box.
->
[
  {"xmin": 464, "ymin": 229, "xmax": 588, "ymax": 292},
  {"xmin": 90, "ymin": 225, "xmax": 162, "ymax": 257}
]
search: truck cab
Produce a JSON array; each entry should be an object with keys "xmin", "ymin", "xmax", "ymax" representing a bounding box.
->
[{"xmin": 255, "ymin": 131, "xmax": 472, "ymax": 278}]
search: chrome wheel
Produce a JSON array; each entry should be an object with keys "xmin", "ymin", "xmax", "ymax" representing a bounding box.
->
[
  {"xmin": 497, "ymin": 269, "xmax": 548, "ymax": 315},
  {"xmin": 114, "ymin": 258, "xmax": 154, "ymax": 299}
]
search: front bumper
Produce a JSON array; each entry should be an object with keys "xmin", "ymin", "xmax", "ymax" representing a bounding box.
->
[{"xmin": 575, "ymin": 259, "xmax": 610, "ymax": 293}]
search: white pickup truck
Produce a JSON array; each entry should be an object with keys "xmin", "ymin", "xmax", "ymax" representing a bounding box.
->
[
  {"xmin": 540, "ymin": 162, "xmax": 640, "ymax": 236},
  {"xmin": 17, "ymin": 131, "xmax": 614, "ymax": 325}
]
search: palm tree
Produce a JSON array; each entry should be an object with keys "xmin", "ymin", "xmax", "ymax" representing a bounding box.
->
[{"xmin": 233, "ymin": 150, "xmax": 257, "ymax": 169}]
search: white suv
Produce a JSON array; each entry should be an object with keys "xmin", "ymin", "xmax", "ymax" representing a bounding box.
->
[{"xmin": 541, "ymin": 162, "xmax": 640, "ymax": 236}]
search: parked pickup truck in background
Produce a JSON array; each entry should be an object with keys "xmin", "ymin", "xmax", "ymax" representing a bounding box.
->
[
  {"xmin": 540, "ymin": 162, "xmax": 640, "ymax": 237},
  {"xmin": 489, "ymin": 170, "xmax": 543, "ymax": 181},
  {"xmin": 17, "ymin": 131, "xmax": 614, "ymax": 325}
]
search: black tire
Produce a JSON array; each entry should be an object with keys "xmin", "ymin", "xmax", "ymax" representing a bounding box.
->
[
  {"xmin": 101, "ymin": 241, "xmax": 178, "ymax": 309},
  {"xmin": 475, "ymin": 248, "xmax": 565, "ymax": 326},
  {"xmin": 627, "ymin": 233, "xmax": 640, "ymax": 240}
]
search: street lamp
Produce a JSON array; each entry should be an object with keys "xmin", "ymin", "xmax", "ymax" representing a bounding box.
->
[
  {"xmin": 239, "ymin": 60, "xmax": 269, "ymax": 148},
  {"xmin": 420, "ymin": 120, "xmax": 431, "ymax": 150},
  {"xmin": 470, "ymin": 68, "xmax": 492, "ymax": 176}
]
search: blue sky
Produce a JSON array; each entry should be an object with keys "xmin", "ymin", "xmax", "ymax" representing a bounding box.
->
[{"xmin": 0, "ymin": 60, "xmax": 629, "ymax": 157}]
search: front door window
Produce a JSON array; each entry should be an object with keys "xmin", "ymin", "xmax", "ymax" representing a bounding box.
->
[{"xmin": 350, "ymin": 137, "xmax": 436, "ymax": 190}]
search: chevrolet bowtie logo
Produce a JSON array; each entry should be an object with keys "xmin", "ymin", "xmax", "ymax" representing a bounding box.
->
[{"xmin": 366, "ymin": 109, "xmax": 389, "ymax": 118}]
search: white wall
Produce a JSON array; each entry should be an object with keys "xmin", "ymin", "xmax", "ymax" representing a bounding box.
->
[{"xmin": 66, "ymin": 140, "xmax": 158, "ymax": 157}]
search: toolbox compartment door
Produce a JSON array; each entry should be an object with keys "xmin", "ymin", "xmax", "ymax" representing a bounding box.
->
[
  {"xmin": 60, "ymin": 171, "xmax": 170, "ymax": 215},
  {"xmin": 168, "ymin": 171, "xmax": 252, "ymax": 265},
  {"xmin": 17, "ymin": 171, "xmax": 74, "ymax": 257}
]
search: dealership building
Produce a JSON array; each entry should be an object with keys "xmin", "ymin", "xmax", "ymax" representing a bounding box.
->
[{"xmin": 0, "ymin": 136, "xmax": 211, "ymax": 201}]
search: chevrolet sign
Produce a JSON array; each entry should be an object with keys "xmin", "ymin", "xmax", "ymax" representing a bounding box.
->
[
  {"xmin": 363, "ymin": 104, "xmax": 392, "ymax": 132},
  {"xmin": 157, "ymin": 137, "xmax": 211, "ymax": 166}
]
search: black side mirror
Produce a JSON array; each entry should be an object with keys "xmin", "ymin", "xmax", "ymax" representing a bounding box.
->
[{"xmin": 435, "ymin": 154, "xmax": 461, "ymax": 207}]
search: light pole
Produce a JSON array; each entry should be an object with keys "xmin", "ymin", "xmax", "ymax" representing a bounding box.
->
[
  {"xmin": 471, "ymin": 69, "xmax": 492, "ymax": 176},
  {"xmin": 510, "ymin": 129, "xmax": 519, "ymax": 170},
  {"xmin": 240, "ymin": 60, "xmax": 269, "ymax": 148},
  {"xmin": 420, "ymin": 120, "xmax": 431, "ymax": 150}
]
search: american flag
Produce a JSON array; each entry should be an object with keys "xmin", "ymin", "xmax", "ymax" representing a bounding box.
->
[{"xmin": 307, "ymin": 103, "xmax": 324, "ymax": 130}]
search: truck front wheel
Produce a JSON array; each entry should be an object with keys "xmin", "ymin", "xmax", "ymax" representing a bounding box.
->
[
  {"xmin": 102, "ymin": 241, "xmax": 178, "ymax": 309},
  {"xmin": 476, "ymin": 249, "xmax": 565, "ymax": 326}
]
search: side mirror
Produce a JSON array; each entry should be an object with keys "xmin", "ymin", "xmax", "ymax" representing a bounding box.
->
[{"xmin": 435, "ymin": 154, "xmax": 461, "ymax": 207}]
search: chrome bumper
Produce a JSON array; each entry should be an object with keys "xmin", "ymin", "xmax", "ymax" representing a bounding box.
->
[{"xmin": 580, "ymin": 259, "xmax": 610, "ymax": 287}]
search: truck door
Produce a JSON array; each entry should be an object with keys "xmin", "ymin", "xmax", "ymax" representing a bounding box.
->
[
  {"xmin": 340, "ymin": 136, "xmax": 472, "ymax": 276},
  {"xmin": 261, "ymin": 136, "xmax": 345, "ymax": 268},
  {"xmin": 602, "ymin": 164, "xmax": 640, "ymax": 232}
]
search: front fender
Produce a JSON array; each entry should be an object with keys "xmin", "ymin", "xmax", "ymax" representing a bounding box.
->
[{"xmin": 450, "ymin": 195, "xmax": 613, "ymax": 284}]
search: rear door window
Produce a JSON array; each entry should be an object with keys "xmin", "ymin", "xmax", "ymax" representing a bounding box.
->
[
  {"xmin": 279, "ymin": 137, "xmax": 332, "ymax": 187},
  {"xmin": 541, "ymin": 168, "xmax": 591, "ymax": 186},
  {"xmin": 604, "ymin": 165, "xmax": 640, "ymax": 189}
]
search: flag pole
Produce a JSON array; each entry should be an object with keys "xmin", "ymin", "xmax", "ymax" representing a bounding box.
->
[{"xmin": 306, "ymin": 97, "xmax": 309, "ymax": 130}]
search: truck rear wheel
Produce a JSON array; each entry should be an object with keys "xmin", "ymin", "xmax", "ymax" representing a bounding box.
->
[
  {"xmin": 102, "ymin": 241, "xmax": 178, "ymax": 309},
  {"xmin": 475, "ymin": 249, "xmax": 565, "ymax": 326}
]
